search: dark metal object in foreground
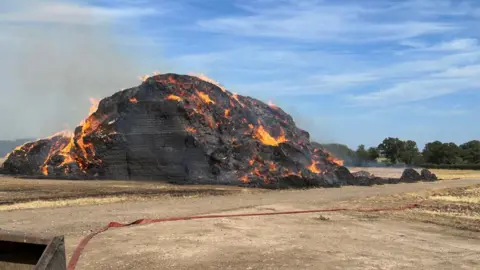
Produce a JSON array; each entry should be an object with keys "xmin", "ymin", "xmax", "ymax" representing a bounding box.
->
[{"xmin": 0, "ymin": 230, "xmax": 66, "ymax": 270}]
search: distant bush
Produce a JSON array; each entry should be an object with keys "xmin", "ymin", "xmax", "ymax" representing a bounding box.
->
[
  {"xmin": 420, "ymin": 163, "xmax": 480, "ymax": 170},
  {"xmin": 0, "ymin": 139, "xmax": 33, "ymax": 157}
]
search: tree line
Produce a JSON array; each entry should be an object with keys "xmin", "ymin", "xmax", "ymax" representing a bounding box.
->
[
  {"xmin": 322, "ymin": 138, "xmax": 480, "ymax": 170},
  {"xmin": 0, "ymin": 139, "xmax": 33, "ymax": 157}
]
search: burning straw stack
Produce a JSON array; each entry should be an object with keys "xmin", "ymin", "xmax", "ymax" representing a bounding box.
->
[{"xmin": 1, "ymin": 73, "xmax": 436, "ymax": 188}]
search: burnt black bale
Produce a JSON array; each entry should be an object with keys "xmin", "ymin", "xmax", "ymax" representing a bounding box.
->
[
  {"xmin": 350, "ymin": 170, "xmax": 377, "ymax": 186},
  {"xmin": 402, "ymin": 168, "xmax": 438, "ymax": 182},
  {"xmin": 1, "ymin": 74, "xmax": 347, "ymax": 188},
  {"xmin": 1, "ymin": 74, "xmax": 443, "ymax": 188},
  {"xmin": 2, "ymin": 74, "xmax": 443, "ymax": 188},
  {"xmin": 1, "ymin": 135, "xmax": 70, "ymax": 176},
  {"xmin": 420, "ymin": 169, "xmax": 438, "ymax": 181},
  {"xmin": 351, "ymin": 170, "xmax": 374, "ymax": 178},
  {"xmin": 400, "ymin": 168, "xmax": 422, "ymax": 182}
]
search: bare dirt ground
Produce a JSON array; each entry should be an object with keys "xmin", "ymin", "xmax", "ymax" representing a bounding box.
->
[{"xmin": 1, "ymin": 172, "xmax": 479, "ymax": 269}]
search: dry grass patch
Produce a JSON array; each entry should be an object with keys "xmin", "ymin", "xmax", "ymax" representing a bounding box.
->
[
  {"xmin": 0, "ymin": 190, "xmax": 246, "ymax": 211},
  {"xmin": 0, "ymin": 196, "xmax": 140, "ymax": 211},
  {"xmin": 428, "ymin": 185, "xmax": 480, "ymax": 204},
  {"xmin": 404, "ymin": 185, "xmax": 480, "ymax": 231},
  {"xmin": 411, "ymin": 209, "xmax": 480, "ymax": 220},
  {"xmin": 0, "ymin": 191, "xmax": 226, "ymax": 211},
  {"xmin": 429, "ymin": 169, "xmax": 480, "ymax": 180},
  {"xmin": 343, "ymin": 184, "xmax": 480, "ymax": 232},
  {"xmin": 348, "ymin": 167, "xmax": 480, "ymax": 180},
  {"xmin": 0, "ymin": 176, "xmax": 261, "ymax": 211},
  {"xmin": 430, "ymin": 195, "xmax": 480, "ymax": 204}
]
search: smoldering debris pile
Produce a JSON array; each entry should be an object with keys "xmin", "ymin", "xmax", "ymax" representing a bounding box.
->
[
  {"xmin": 1, "ymin": 73, "xmax": 437, "ymax": 188},
  {"xmin": 401, "ymin": 168, "xmax": 438, "ymax": 181}
]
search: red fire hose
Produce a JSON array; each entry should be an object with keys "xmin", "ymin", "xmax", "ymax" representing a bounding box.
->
[{"xmin": 67, "ymin": 203, "xmax": 420, "ymax": 270}]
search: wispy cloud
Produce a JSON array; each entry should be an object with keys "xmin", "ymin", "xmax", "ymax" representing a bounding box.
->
[
  {"xmin": 400, "ymin": 38, "xmax": 479, "ymax": 52},
  {"xmin": 196, "ymin": 0, "xmax": 457, "ymax": 43},
  {"xmin": 428, "ymin": 38, "xmax": 479, "ymax": 51},
  {"xmin": 346, "ymin": 49, "xmax": 480, "ymax": 106},
  {"xmin": 353, "ymin": 103, "xmax": 470, "ymax": 119},
  {"xmin": 0, "ymin": 1, "xmax": 158, "ymax": 25},
  {"xmin": 167, "ymin": 0, "xmax": 478, "ymax": 106},
  {"xmin": 347, "ymin": 77, "xmax": 478, "ymax": 105},
  {"xmin": 432, "ymin": 64, "xmax": 480, "ymax": 78},
  {"xmin": 176, "ymin": 43, "xmax": 480, "ymax": 101}
]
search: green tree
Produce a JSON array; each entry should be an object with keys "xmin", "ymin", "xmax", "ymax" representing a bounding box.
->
[
  {"xmin": 378, "ymin": 137, "xmax": 405, "ymax": 163},
  {"xmin": 411, "ymin": 154, "xmax": 425, "ymax": 166},
  {"xmin": 355, "ymin": 144, "xmax": 369, "ymax": 162},
  {"xmin": 399, "ymin": 140, "xmax": 420, "ymax": 165},
  {"xmin": 459, "ymin": 140, "xmax": 480, "ymax": 164},
  {"xmin": 423, "ymin": 141, "xmax": 460, "ymax": 164},
  {"xmin": 367, "ymin": 147, "xmax": 380, "ymax": 161}
]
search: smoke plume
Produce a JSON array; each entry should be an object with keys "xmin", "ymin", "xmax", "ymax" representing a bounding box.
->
[{"xmin": 0, "ymin": 0, "xmax": 158, "ymax": 140}]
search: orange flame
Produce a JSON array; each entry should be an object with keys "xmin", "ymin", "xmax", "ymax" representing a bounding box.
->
[
  {"xmin": 232, "ymin": 93, "xmax": 245, "ymax": 107},
  {"xmin": 39, "ymin": 131, "xmax": 73, "ymax": 175},
  {"xmin": 253, "ymin": 125, "xmax": 287, "ymax": 146},
  {"xmin": 88, "ymin": 98, "xmax": 100, "ymax": 116},
  {"xmin": 189, "ymin": 73, "xmax": 227, "ymax": 92},
  {"xmin": 167, "ymin": 76, "xmax": 177, "ymax": 84},
  {"xmin": 129, "ymin": 97, "xmax": 138, "ymax": 103},
  {"xmin": 58, "ymin": 138, "xmax": 76, "ymax": 167},
  {"xmin": 166, "ymin": 94, "xmax": 183, "ymax": 101},
  {"xmin": 51, "ymin": 97, "xmax": 108, "ymax": 173},
  {"xmin": 197, "ymin": 91, "xmax": 215, "ymax": 104},
  {"xmin": 224, "ymin": 109, "xmax": 230, "ymax": 118},
  {"xmin": 268, "ymin": 162, "xmax": 277, "ymax": 171},
  {"xmin": 206, "ymin": 116, "xmax": 215, "ymax": 128},
  {"xmin": 281, "ymin": 168, "xmax": 302, "ymax": 178},
  {"xmin": 139, "ymin": 75, "xmax": 150, "ymax": 82},
  {"xmin": 240, "ymin": 175, "xmax": 249, "ymax": 183},
  {"xmin": 268, "ymin": 100, "xmax": 278, "ymax": 109},
  {"xmin": 253, "ymin": 125, "xmax": 278, "ymax": 146},
  {"xmin": 74, "ymin": 113, "xmax": 108, "ymax": 167},
  {"xmin": 327, "ymin": 155, "xmax": 344, "ymax": 166},
  {"xmin": 277, "ymin": 127, "xmax": 287, "ymax": 143},
  {"xmin": 307, "ymin": 161, "xmax": 321, "ymax": 174}
]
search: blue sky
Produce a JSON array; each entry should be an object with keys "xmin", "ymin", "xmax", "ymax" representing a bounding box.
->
[{"xmin": 0, "ymin": 0, "xmax": 479, "ymax": 149}]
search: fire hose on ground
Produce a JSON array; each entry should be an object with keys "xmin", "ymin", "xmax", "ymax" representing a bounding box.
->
[{"xmin": 67, "ymin": 203, "xmax": 421, "ymax": 270}]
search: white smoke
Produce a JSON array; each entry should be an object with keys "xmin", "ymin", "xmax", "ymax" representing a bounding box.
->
[{"xmin": 0, "ymin": 0, "xmax": 164, "ymax": 140}]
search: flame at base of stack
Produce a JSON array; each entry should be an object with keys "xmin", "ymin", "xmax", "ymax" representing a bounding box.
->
[{"xmin": 2, "ymin": 73, "xmax": 352, "ymax": 188}]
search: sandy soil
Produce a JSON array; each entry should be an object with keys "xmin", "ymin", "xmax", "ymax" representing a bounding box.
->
[{"xmin": 1, "ymin": 177, "xmax": 479, "ymax": 270}]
